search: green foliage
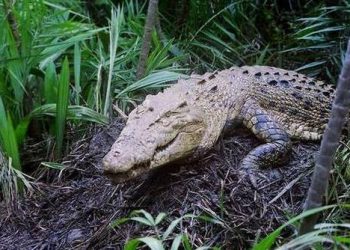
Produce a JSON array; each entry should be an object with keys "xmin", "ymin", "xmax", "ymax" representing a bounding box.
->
[
  {"xmin": 55, "ymin": 57, "xmax": 70, "ymax": 159},
  {"xmin": 111, "ymin": 210, "xmax": 223, "ymax": 250},
  {"xmin": 0, "ymin": 97, "xmax": 21, "ymax": 172},
  {"xmin": 103, "ymin": 6, "xmax": 124, "ymax": 116},
  {"xmin": 0, "ymin": 0, "xmax": 183, "ymax": 191},
  {"xmin": 158, "ymin": 1, "xmax": 349, "ymax": 81},
  {"xmin": 0, "ymin": 0, "xmax": 349, "ymax": 247},
  {"xmin": 113, "ymin": 206, "xmax": 350, "ymax": 249},
  {"xmin": 253, "ymin": 205, "xmax": 337, "ymax": 250}
]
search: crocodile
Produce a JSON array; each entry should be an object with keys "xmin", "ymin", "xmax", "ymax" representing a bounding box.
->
[{"xmin": 103, "ymin": 66, "xmax": 335, "ymax": 186}]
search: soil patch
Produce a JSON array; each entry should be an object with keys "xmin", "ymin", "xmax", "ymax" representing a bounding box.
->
[{"xmin": 0, "ymin": 118, "xmax": 318, "ymax": 249}]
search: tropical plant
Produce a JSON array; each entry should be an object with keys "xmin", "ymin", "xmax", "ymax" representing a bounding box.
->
[
  {"xmin": 110, "ymin": 209, "xmax": 224, "ymax": 250},
  {"xmin": 0, "ymin": 0, "xmax": 184, "ymax": 192}
]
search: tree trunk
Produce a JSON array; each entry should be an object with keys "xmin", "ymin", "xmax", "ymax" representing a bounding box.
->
[
  {"xmin": 299, "ymin": 40, "xmax": 350, "ymax": 234},
  {"xmin": 136, "ymin": 0, "xmax": 159, "ymax": 80}
]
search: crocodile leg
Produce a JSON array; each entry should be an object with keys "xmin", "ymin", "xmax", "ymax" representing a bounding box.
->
[{"xmin": 239, "ymin": 99, "xmax": 292, "ymax": 188}]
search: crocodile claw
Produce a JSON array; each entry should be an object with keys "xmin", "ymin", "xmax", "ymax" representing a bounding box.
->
[{"xmin": 245, "ymin": 168, "xmax": 283, "ymax": 189}]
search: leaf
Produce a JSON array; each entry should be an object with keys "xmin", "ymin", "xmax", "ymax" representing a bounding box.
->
[
  {"xmin": 163, "ymin": 214, "xmax": 195, "ymax": 240},
  {"xmin": 110, "ymin": 217, "xmax": 130, "ymax": 228},
  {"xmin": 255, "ymin": 45, "xmax": 270, "ymax": 65},
  {"xmin": 40, "ymin": 162, "xmax": 65, "ymax": 170},
  {"xmin": 170, "ymin": 234, "xmax": 183, "ymax": 250},
  {"xmin": 0, "ymin": 97, "xmax": 21, "ymax": 171},
  {"xmin": 181, "ymin": 235, "xmax": 193, "ymax": 250},
  {"xmin": 39, "ymin": 28, "xmax": 105, "ymax": 69},
  {"xmin": 197, "ymin": 215, "xmax": 224, "ymax": 226},
  {"xmin": 31, "ymin": 104, "xmax": 108, "ymax": 125},
  {"xmin": 44, "ymin": 61, "xmax": 58, "ymax": 104},
  {"xmin": 252, "ymin": 205, "xmax": 337, "ymax": 250},
  {"xmin": 15, "ymin": 116, "xmax": 31, "ymax": 146},
  {"xmin": 155, "ymin": 212, "xmax": 167, "ymax": 225},
  {"xmin": 74, "ymin": 42, "xmax": 81, "ymax": 105},
  {"xmin": 131, "ymin": 209, "xmax": 156, "ymax": 226},
  {"xmin": 116, "ymin": 71, "xmax": 186, "ymax": 98},
  {"xmin": 275, "ymin": 229, "xmax": 338, "ymax": 250},
  {"xmin": 55, "ymin": 57, "xmax": 70, "ymax": 159},
  {"xmin": 130, "ymin": 216, "xmax": 154, "ymax": 226},
  {"xmin": 124, "ymin": 237, "xmax": 164, "ymax": 250},
  {"xmin": 103, "ymin": 6, "xmax": 124, "ymax": 116},
  {"xmin": 295, "ymin": 61, "xmax": 327, "ymax": 72},
  {"xmin": 124, "ymin": 238, "xmax": 140, "ymax": 250}
]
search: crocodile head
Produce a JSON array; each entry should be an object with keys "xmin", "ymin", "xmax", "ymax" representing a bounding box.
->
[{"xmin": 103, "ymin": 93, "xmax": 207, "ymax": 183}]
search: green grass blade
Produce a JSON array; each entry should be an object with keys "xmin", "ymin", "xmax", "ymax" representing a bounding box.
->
[
  {"xmin": 40, "ymin": 162, "xmax": 65, "ymax": 170},
  {"xmin": 116, "ymin": 71, "xmax": 186, "ymax": 98},
  {"xmin": 181, "ymin": 235, "xmax": 193, "ymax": 250},
  {"xmin": 295, "ymin": 61, "xmax": 327, "ymax": 72},
  {"xmin": 252, "ymin": 205, "xmax": 337, "ymax": 250},
  {"xmin": 124, "ymin": 237, "xmax": 164, "ymax": 250},
  {"xmin": 15, "ymin": 116, "xmax": 30, "ymax": 146},
  {"xmin": 103, "ymin": 7, "xmax": 124, "ymax": 116},
  {"xmin": 31, "ymin": 104, "xmax": 108, "ymax": 125},
  {"xmin": 163, "ymin": 215, "xmax": 195, "ymax": 240},
  {"xmin": 255, "ymin": 45, "xmax": 270, "ymax": 65},
  {"xmin": 170, "ymin": 234, "xmax": 183, "ymax": 250},
  {"xmin": 55, "ymin": 57, "xmax": 70, "ymax": 159},
  {"xmin": 74, "ymin": 42, "xmax": 81, "ymax": 105},
  {"xmin": 0, "ymin": 96, "xmax": 23, "ymax": 192},
  {"xmin": 275, "ymin": 228, "xmax": 339, "ymax": 249},
  {"xmin": 0, "ymin": 97, "xmax": 21, "ymax": 171},
  {"xmin": 39, "ymin": 28, "xmax": 105, "ymax": 69},
  {"xmin": 44, "ymin": 61, "xmax": 58, "ymax": 104}
]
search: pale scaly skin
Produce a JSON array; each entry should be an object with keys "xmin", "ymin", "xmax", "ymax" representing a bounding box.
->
[{"xmin": 103, "ymin": 66, "xmax": 334, "ymax": 186}]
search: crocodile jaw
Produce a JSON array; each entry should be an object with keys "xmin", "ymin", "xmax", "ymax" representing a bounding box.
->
[
  {"xmin": 103, "ymin": 106, "xmax": 207, "ymax": 183},
  {"xmin": 103, "ymin": 127, "xmax": 206, "ymax": 183}
]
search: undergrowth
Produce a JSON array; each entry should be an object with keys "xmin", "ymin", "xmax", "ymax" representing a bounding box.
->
[{"xmin": 0, "ymin": 0, "xmax": 350, "ymax": 248}]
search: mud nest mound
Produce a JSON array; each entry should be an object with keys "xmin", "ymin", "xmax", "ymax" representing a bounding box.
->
[{"xmin": 0, "ymin": 118, "xmax": 318, "ymax": 249}]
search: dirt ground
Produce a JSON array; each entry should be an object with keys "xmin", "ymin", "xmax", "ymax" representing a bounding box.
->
[{"xmin": 0, "ymin": 118, "xmax": 319, "ymax": 249}]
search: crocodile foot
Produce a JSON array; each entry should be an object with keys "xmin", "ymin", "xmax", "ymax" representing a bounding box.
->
[{"xmin": 245, "ymin": 168, "xmax": 283, "ymax": 189}]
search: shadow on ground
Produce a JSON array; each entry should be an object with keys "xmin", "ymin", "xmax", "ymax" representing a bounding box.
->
[{"xmin": 0, "ymin": 118, "xmax": 318, "ymax": 249}]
